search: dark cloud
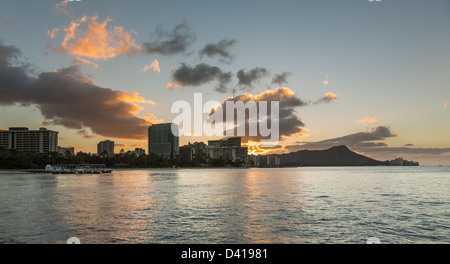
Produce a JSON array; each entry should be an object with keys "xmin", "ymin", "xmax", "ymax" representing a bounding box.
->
[
  {"xmin": 285, "ymin": 126, "xmax": 399, "ymax": 152},
  {"xmin": 199, "ymin": 39, "xmax": 237, "ymax": 63},
  {"xmin": 0, "ymin": 41, "xmax": 154, "ymax": 140},
  {"xmin": 142, "ymin": 22, "xmax": 196, "ymax": 55},
  {"xmin": 360, "ymin": 147, "xmax": 450, "ymax": 156},
  {"xmin": 271, "ymin": 72, "xmax": 291, "ymax": 86},
  {"xmin": 281, "ymin": 127, "xmax": 450, "ymax": 164},
  {"xmin": 171, "ymin": 63, "xmax": 232, "ymax": 93},
  {"xmin": 356, "ymin": 142, "xmax": 388, "ymax": 147},
  {"xmin": 0, "ymin": 40, "xmax": 20, "ymax": 65},
  {"xmin": 76, "ymin": 129, "xmax": 99, "ymax": 139},
  {"xmin": 236, "ymin": 67, "xmax": 269, "ymax": 89},
  {"xmin": 209, "ymin": 87, "xmax": 307, "ymax": 143}
]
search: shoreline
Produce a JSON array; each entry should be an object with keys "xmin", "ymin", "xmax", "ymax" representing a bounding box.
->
[
  {"xmin": 0, "ymin": 165, "xmax": 443, "ymax": 175},
  {"xmin": 0, "ymin": 170, "xmax": 27, "ymax": 174}
]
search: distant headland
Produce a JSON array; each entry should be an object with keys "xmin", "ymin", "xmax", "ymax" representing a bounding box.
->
[
  {"xmin": 0, "ymin": 145, "xmax": 419, "ymax": 170},
  {"xmin": 259, "ymin": 145, "xmax": 419, "ymax": 167}
]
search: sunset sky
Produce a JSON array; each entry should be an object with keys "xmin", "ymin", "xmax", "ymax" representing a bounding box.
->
[{"xmin": 1, "ymin": 0, "xmax": 449, "ymax": 165}]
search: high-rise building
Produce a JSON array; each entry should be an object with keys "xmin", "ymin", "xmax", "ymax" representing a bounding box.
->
[
  {"xmin": 0, "ymin": 127, "xmax": 58, "ymax": 154},
  {"xmin": 97, "ymin": 140, "xmax": 115, "ymax": 157},
  {"xmin": 58, "ymin": 146, "xmax": 75, "ymax": 157},
  {"xmin": 124, "ymin": 148, "xmax": 146, "ymax": 157},
  {"xmin": 148, "ymin": 123, "xmax": 179, "ymax": 158},
  {"xmin": 206, "ymin": 137, "xmax": 248, "ymax": 163},
  {"xmin": 208, "ymin": 137, "xmax": 241, "ymax": 148},
  {"xmin": 179, "ymin": 142, "xmax": 207, "ymax": 162}
]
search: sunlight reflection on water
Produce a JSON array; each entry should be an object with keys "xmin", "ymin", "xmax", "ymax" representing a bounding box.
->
[{"xmin": 0, "ymin": 167, "xmax": 449, "ymax": 244}]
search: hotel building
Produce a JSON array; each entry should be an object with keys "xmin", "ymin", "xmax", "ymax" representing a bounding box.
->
[
  {"xmin": 148, "ymin": 123, "xmax": 179, "ymax": 158},
  {"xmin": 97, "ymin": 140, "xmax": 115, "ymax": 157},
  {"xmin": 0, "ymin": 127, "xmax": 58, "ymax": 154}
]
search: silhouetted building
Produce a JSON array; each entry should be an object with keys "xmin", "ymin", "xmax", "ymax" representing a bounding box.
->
[
  {"xmin": 207, "ymin": 137, "xmax": 248, "ymax": 163},
  {"xmin": 58, "ymin": 146, "xmax": 75, "ymax": 157},
  {"xmin": 208, "ymin": 137, "xmax": 241, "ymax": 148},
  {"xmin": 97, "ymin": 140, "xmax": 115, "ymax": 157},
  {"xmin": 125, "ymin": 148, "xmax": 146, "ymax": 157},
  {"xmin": 0, "ymin": 127, "xmax": 58, "ymax": 154},
  {"xmin": 148, "ymin": 123, "xmax": 179, "ymax": 158},
  {"xmin": 179, "ymin": 142, "xmax": 207, "ymax": 162}
]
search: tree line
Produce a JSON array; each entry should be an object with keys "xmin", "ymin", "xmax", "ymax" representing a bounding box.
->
[{"xmin": 0, "ymin": 148, "xmax": 246, "ymax": 170}]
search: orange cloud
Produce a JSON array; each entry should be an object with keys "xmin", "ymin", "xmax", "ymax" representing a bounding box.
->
[
  {"xmin": 50, "ymin": 15, "xmax": 141, "ymax": 60},
  {"xmin": 358, "ymin": 116, "xmax": 378, "ymax": 124},
  {"xmin": 323, "ymin": 75, "xmax": 329, "ymax": 86},
  {"xmin": 117, "ymin": 92, "xmax": 156, "ymax": 105},
  {"xmin": 324, "ymin": 92, "xmax": 337, "ymax": 100},
  {"xmin": 56, "ymin": 0, "xmax": 70, "ymax": 15},
  {"xmin": 166, "ymin": 83, "xmax": 182, "ymax": 90},
  {"xmin": 144, "ymin": 114, "xmax": 164, "ymax": 124},
  {"xmin": 73, "ymin": 56, "xmax": 99, "ymax": 69},
  {"xmin": 2, "ymin": 14, "xmax": 20, "ymax": 30},
  {"xmin": 244, "ymin": 141, "xmax": 283, "ymax": 155},
  {"xmin": 444, "ymin": 101, "xmax": 448, "ymax": 109},
  {"xmin": 48, "ymin": 28, "xmax": 60, "ymax": 39},
  {"xmin": 141, "ymin": 59, "xmax": 161, "ymax": 73}
]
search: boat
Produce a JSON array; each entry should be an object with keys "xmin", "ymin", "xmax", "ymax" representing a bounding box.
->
[{"xmin": 46, "ymin": 164, "xmax": 113, "ymax": 174}]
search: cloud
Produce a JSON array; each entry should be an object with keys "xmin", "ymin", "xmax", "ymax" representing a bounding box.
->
[
  {"xmin": 209, "ymin": 87, "xmax": 307, "ymax": 143},
  {"xmin": 141, "ymin": 59, "xmax": 160, "ymax": 73},
  {"xmin": 236, "ymin": 67, "xmax": 269, "ymax": 89},
  {"xmin": 166, "ymin": 83, "xmax": 182, "ymax": 90},
  {"xmin": 323, "ymin": 75, "xmax": 329, "ymax": 86},
  {"xmin": 363, "ymin": 147, "xmax": 450, "ymax": 156},
  {"xmin": 271, "ymin": 72, "xmax": 291, "ymax": 86},
  {"xmin": 2, "ymin": 14, "xmax": 20, "ymax": 31},
  {"xmin": 48, "ymin": 28, "xmax": 60, "ymax": 39},
  {"xmin": 199, "ymin": 39, "xmax": 236, "ymax": 63},
  {"xmin": 282, "ymin": 126, "xmax": 450, "ymax": 164},
  {"xmin": 0, "ymin": 41, "xmax": 20, "ymax": 64},
  {"xmin": 77, "ymin": 129, "xmax": 99, "ymax": 139},
  {"xmin": 142, "ymin": 22, "xmax": 196, "ymax": 56},
  {"xmin": 73, "ymin": 56, "xmax": 99, "ymax": 69},
  {"xmin": 244, "ymin": 141, "xmax": 283, "ymax": 155},
  {"xmin": 0, "ymin": 40, "xmax": 158, "ymax": 140},
  {"xmin": 170, "ymin": 63, "xmax": 232, "ymax": 93},
  {"xmin": 144, "ymin": 114, "xmax": 163, "ymax": 124},
  {"xmin": 358, "ymin": 116, "xmax": 378, "ymax": 124},
  {"xmin": 56, "ymin": 0, "xmax": 70, "ymax": 15},
  {"xmin": 314, "ymin": 92, "xmax": 338, "ymax": 104},
  {"xmin": 285, "ymin": 126, "xmax": 399, "ymax": 152},
  {"xmin": 49, "ymin": 15, "xmax": 141, "ymax": 60},
  {"xmin": 444, "ymin": 101, "xmax": 448, "ymax": 109}
]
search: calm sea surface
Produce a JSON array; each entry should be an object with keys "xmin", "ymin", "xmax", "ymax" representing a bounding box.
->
[{"xmin": 0, "ymin": 167, "xmax": 449, "ymax": 244}]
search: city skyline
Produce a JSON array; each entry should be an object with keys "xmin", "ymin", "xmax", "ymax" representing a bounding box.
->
[{"xmin": 1, "ymin": 0, "xmax": 450, "ymax": 165}]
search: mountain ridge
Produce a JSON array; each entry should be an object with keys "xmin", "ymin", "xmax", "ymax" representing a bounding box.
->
[{"xmin": 275, "ymin": 145, "xmax": 382, "ymax": 167}]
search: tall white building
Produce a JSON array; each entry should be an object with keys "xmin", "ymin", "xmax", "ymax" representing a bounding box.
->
[{"xmin": 0, "ymin": 127, "xmax": 58, "ymax": 154}]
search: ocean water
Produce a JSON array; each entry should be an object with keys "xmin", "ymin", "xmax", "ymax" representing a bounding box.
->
[{"xmin": 0, "ymin": 167, "xmax": 448, "ymax": 244}]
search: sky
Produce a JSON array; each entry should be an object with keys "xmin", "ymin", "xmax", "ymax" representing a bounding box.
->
[{"xmin": 1, "ymin": 0, "xmax": 450, "ymax": 165}]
